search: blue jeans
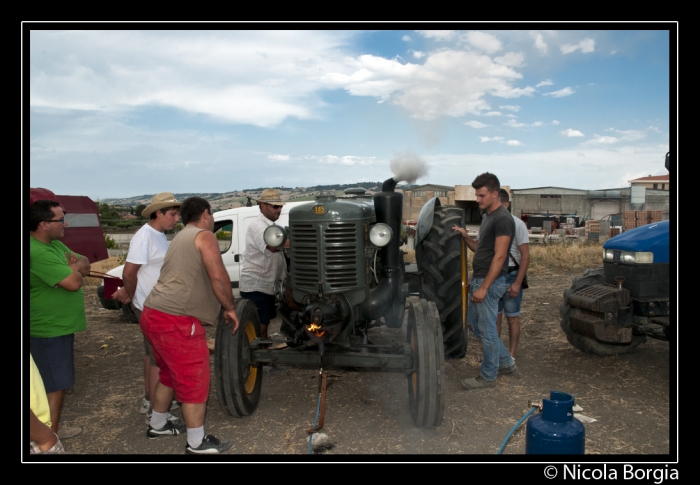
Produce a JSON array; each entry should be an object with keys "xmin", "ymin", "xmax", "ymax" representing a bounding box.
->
[{"xmin": 468, "ymin": 276, "xmax": 515, "ymax": 381}]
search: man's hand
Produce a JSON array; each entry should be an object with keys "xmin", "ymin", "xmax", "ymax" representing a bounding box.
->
[
  {"xmin": 472, "ymin": 286, "xmax": 487, "ymax": 303},
  {"xmin": 222, "ymin": 308, "xmax": 239, "ymax": 334},
  {"xmin": 66, "ymin": 252, "xmax": 91, "ymax": 277},
  {"xmin": 112, "ymin": 287, "xmax": 132, "ymax": 304},
  {"xmin": 452, "ymin": 224, "xmax": 466, "ymax": 237},
  {"xmin": 507, "ymin": 282, "xmax": 521, "ymax": 298}
]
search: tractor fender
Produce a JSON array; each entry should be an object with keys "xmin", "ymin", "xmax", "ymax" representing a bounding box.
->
[{"xmin": 415, "ymin": 197, "xmax": 441, "ymax": 247}]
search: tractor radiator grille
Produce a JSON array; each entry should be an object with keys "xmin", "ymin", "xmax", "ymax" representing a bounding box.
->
[{"xmin": 290, "ymin": 222, "xmax": 359, "ymax": 292}]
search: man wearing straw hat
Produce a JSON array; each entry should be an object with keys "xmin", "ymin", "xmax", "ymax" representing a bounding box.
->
[
  {"xmin": 239, "ymin": 189, "xmax": 287, "ymax": 343},
  {"xmin": 113, "ymin": 192, "xmax": 183, "ymax": 427}
]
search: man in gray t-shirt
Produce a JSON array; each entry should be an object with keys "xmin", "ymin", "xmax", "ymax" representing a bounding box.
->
[{"xmin": 452, "ymin": 172, "xmax": 517, "ymax": 390}]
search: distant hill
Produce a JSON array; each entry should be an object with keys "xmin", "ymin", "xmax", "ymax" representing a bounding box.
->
[{"xmin": 100, "ymin": 182, "xmax": 416, "ymax": 211}]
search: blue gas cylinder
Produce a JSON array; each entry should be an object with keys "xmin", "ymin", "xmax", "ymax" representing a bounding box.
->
[{"xmin": 526, "ymin": 391, "xmax": 585, "ymax": 454}]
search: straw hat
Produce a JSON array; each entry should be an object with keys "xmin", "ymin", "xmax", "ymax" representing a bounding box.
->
[
  {"xmin": 141, "ymin": 192, "xmax": 182, "ymax": 218},
  {"xmin": 256, "ymin": 189, "xmax": 286, "ymax": 206}
]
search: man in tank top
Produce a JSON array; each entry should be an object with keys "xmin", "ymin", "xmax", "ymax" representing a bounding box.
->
[{"xmin": 141, "ymin": 197, "xmax": 239, "ymax": 454}]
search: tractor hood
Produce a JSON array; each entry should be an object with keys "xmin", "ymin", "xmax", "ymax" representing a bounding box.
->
[{"xmin": 603, "ymin": 220, "xmax": 670, "ymax": 264}]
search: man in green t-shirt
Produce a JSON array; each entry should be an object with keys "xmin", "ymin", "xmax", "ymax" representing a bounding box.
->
[{"xmin": 29, "ymin": 199, "xmax": 91, "ymax": 440}]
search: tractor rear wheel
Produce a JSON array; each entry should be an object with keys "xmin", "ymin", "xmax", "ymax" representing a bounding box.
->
[
  {"xmin": 406, "ymin": 299, "xmax": 445, "ymax": 428},
  {"xmin": 417, "ymin": 205, "xmax": 468, "ymax": 359},
  {"xmin": 215, "ymin": 298, "xmax": 263, "ymax": 417},
  {"xmin": 560, "ymin": 267, "xmax": 645, "ymax": 356}
]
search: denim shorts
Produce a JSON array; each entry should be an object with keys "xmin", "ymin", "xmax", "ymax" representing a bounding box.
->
[
  {"xmin": 497, "ymin": 270, "xmax": 524, "ymax": 317},
  {"xmin": 29, "ymin": 334, "xmax": 75, "ymax": 394}
]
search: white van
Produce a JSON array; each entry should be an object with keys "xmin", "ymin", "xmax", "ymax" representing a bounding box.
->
[{"xmin": 97, "ymin": 202, "xmax": 306, "ymax": 315}]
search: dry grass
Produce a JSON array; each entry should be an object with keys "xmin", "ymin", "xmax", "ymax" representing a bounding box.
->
[{"xmin": 402, "ymin": 241, "xmax": 602, "ymax": 275}]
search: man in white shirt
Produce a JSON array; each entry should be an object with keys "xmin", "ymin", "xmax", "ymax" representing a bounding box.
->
[
  {"xmin": 239, "ymin": 189, "xmax": 288, "ymax": 342},
  {"xmin": 113, "ymin": 192, "xmax": 183, "ymax": 424},
  {"xmin": 495, "ymin": 189, "xmax": 530, "ymax": 359}
]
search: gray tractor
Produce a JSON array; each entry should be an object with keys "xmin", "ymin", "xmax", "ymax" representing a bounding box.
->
[{"xmin": 215, "ymin": 177, "xmax": 468, "ymax": 428}]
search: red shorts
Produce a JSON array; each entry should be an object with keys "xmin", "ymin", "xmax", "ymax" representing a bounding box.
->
[{"xmin": 140, "ymin": 306, "xmax": 210, "ymax": 403}]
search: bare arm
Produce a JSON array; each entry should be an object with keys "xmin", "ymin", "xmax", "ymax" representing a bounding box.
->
[
  {"xmin": 452, "ymin": 225, "xmax": 478, "ymax": 252},
  {"xmin": 56, "ymin": 271, "xmax": 84, "ymax": 291},
  {"xmin": 67, "ymin": 253, "xmax": 91, "ymax": 277},
  {"xmin": 471, "ymin": 235, "xmax": 511, "ymax": 303},
  {"xmin": 196, "ymin": 230, "xmax": 239, "ymax": 333},
  {"xmin": 509, "ymin": 243, "xmax": 529, "ymax": 296},
  {"xmin": 113, "ymin": 262, "xmax": 142, "ymax": 304}
]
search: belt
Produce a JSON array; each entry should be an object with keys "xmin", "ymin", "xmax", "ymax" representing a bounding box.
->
[{"xmin": 507, "ymin": 266, "xmax": 519, "ymax": 273}]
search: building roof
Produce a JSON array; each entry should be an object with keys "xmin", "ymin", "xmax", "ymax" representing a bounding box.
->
[
  {"xmin": 510, "ymin": 186, "xmax": 588, "ymax": 193},
  {"xmin": 405, "ymin": 184, "xmax": 454, "ymax": 191},
  {"xmin": 629, "ymin": 175, "xmax": 670, "ymax": 182}
]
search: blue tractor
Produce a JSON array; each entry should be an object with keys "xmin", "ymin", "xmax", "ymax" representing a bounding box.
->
[{"xmin": 560, "ymin": 153, "xmax": 671, "ymax": 356}]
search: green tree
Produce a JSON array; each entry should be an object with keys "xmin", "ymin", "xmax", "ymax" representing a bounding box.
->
[{"xmin": 134, "ymin": 204, "xmax": 147, "ymax": 219}]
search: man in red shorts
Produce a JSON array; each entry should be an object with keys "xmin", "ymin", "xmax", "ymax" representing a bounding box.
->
[{"xmin": 141, "ymin": 197, "xmax": 239, "ymax": 454}]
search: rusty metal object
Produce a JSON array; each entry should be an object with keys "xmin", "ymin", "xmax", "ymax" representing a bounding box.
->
[
  {"xmin": 307, "ymin": 371, "xmax": 328, "ymax": 434},
  {"xmin": 567, "ymin": 284, "xmax": 630, "ymax": 313},
  {"xmin": 569, "ymin": 309, "xmax": 634, "ymax": 344}
]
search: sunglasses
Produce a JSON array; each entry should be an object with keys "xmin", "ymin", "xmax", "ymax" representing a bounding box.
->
[
  {"xmin": 45, "ymin": 218, "xmax": 66, "ymax": 223},
  {"xmin": 266, "ymin": 204, "xmax": 283, "ymax": 209}
]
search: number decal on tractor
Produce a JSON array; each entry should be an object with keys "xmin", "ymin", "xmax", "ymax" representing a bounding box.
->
[{"xmin": 313, "ymin": 205, "xmax": 325, "ymax": 215}]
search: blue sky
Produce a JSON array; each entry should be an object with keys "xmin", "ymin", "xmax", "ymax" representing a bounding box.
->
[{"xmin": 25, "ymin": 27, "xmax": 675, "ymax": 200}]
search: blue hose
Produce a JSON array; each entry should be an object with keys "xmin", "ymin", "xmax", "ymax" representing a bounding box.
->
[
  {"xmin": 497, "ymin": 406, "xmax": 537, "ymax": 455},
  {"xmin": 308, "ymin": 393, "xmax": 322, "ymax": 454}
]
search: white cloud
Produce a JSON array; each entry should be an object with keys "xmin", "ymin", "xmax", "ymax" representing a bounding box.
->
[
  {"xmin": 505, "ymin": 119, "xmax": 526, "ymax": 128},
  {"xmin": 543, "ymin": 87, "xmax": 575, "ymax": 97},
  {"xmin": 499, "ymin": 105, "xmax": 520, "ymax": 112},
  {"xmin": 465, "ymin": 120, "xmax": 488, "ymax": 128},
  {"xmin": 479, "ymin": 136, "xmax": 504, "ymax": 142},
  {"xmin": 532, "ymin": 121, "xmax": 543, "ymax": 127},
  {"xmin": 560, "ymin": 129, "xmax": 585, "ymax": 137},
  {"xmin": 494, "ymin": 52, "xmax": 525, "ymax": 67},
  {"xmin": 483, "ymin": 111, "xmax": 502, "ymax": 116},
  {"xmin": 465, "ymin": 31, "xmax": 503, "ymax": 54},
  {"xmin": 29, "ymin": 30, "xmax": 354, "ymax": 128},
  {"xmin": 308, "ymin": 155, "xmax": 380, "ymax": 166},
  {"xmin": 268, "ymin": 154, "xmax": 290, "ymax": 161},
  {"xmin": 605, "ymin": 128, "xmax": 646, "ymax": 142},
  {"xmin": 585, "ymin": 134, "xmax": 619, "ymax": 144},
  {"xmin": 533, "ymin": 33, "xmax": 548, "ymax": 55},
  {"xmin": 552, "ymin": 119, "xmax": 560, "ymax": 125},
  {"xmin": 324, "ymin": 49, "xmax": 534, "ymax": 120},
  {"xmin": 416, "ymin": 30, "xmax": 456, "ymax": 41},
  {"xmin": 561, "ymin": 38, "xmax": 595, "ymax": 55},
  {"xmin": 536, "ymin": 79, "xmax": 553, "ymax": 87},
  {"xmin": 506, "ymin": 140, "xmax": 522, "ymax": 146},
  {"xmin": 648, "ymin": 125, "xmax": 662, "ymax": 133},
  {"xmin": 412, "ymin": 51, "xmax": 425, "ymax": 59},
  {"xmin": 402, "ymin": 35, "xmax": 411, "ymax": 42}
]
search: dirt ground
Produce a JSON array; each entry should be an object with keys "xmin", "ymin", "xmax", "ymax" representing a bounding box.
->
[{"xmin": 52, "ymin": 268, "xmax": 672, "ymax": 460}]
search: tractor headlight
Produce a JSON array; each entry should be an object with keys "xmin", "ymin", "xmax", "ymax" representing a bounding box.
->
[
  {"xmin": 603, "ymin": 248, "xmax": 653, "ymax": 264},
  {"xmin": 263, "ymin": 224, "xmax": 287, "ymax": 248},
  {"xmin": 369, "ymin": 223, "xmax": 392, "ymax": 247}
]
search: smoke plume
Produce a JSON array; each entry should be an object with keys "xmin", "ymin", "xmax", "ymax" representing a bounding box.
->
[{"xmin": 389, "ymin": 151, "xmax": 429, "ymax": 184}]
